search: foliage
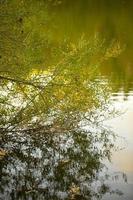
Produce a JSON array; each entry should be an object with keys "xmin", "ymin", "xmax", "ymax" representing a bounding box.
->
[{"xmin": 0, "ymin": 1, "xmax": 124, "ymax": 199}]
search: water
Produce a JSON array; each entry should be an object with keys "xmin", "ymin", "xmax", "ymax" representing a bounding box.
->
[
  {"xmin": 0, "ymin": 0, "xmax": 133, "ymax": 199},
  {"xmin": 101, "ymin": 84, "xmax": 133, "ymax": 200}
]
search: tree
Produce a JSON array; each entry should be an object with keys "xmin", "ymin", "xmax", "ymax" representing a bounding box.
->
[{"xmin": 0, "ymin": 1, "xmax": 123, "ymax": 199}]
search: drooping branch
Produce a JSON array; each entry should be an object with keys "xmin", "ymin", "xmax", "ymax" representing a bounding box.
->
[{"xmin": 0, "ymin": 75, "xmax": 44, "ymax": 89}]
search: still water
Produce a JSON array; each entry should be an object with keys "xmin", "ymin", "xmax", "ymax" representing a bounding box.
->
[
  {"xmin": 100, "ymin": 77, "xmax": 133, "ymax": 200},
  {"xmin": 0, "ymin": 0, "xmax": 133, "ymax": 199}
]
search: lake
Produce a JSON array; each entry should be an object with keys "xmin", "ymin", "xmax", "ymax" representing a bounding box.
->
[{"xmin": 0, "ymin": 0, "xmax": 133, "ymax": 199}]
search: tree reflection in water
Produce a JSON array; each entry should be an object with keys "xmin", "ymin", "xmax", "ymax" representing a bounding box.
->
[
  {"xmin": 0, "ymin": 1, "xmax": 124, "ymax": 199},
  {"xmin": 0, "ymin": 72, "xmax": 118, "ymax": 200}
]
